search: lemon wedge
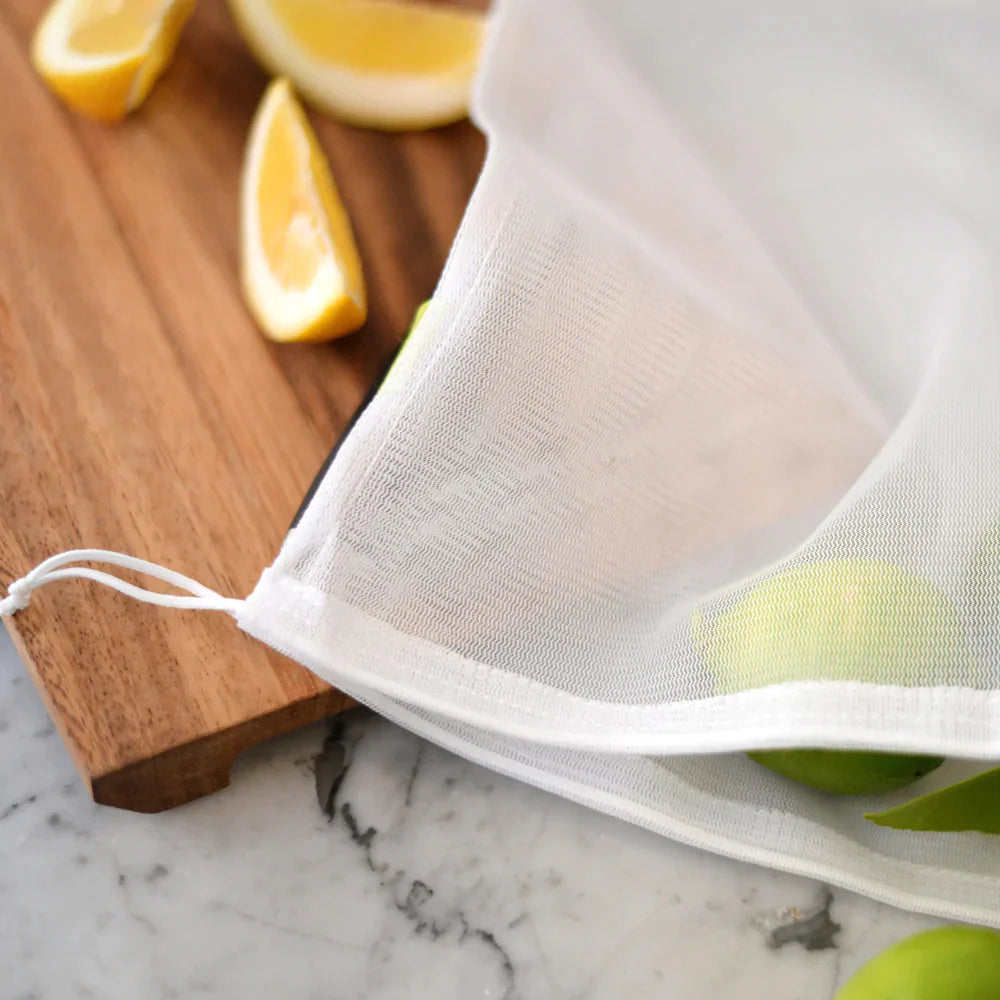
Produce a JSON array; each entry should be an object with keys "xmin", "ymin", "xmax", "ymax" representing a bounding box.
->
[
  {"xmin": 240, "ymin": 78, "xmax": 366, "ymax": 343},
  {"xmin": 227, "ymin": 0, "xmax": 485, "ymax": 131},
  {"xmin": 32, "ymin": 0, "xmax": 195, "ymax": 121}
]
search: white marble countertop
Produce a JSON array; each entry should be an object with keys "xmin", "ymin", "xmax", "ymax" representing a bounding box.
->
[{"xmin": 0, "ymin": 627, "xmax": 942, "ymax": 1000}]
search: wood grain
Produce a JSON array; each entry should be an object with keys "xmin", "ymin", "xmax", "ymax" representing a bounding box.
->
[{"xmin": 0, "ymin": 0, "xmax": 486, "ymax": 811}]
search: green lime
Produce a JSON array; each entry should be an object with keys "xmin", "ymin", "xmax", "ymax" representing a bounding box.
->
[
  {"xmin": 704, "ymin": 559, "xmax": 974, "ymax": 690},
  {"xmin": 381, "ymin": 299, "xmax": 432, "ymax": 392},
  {"xmin": 698, "ymin": 559, "xmax": 971, "ymax": 795},
  {"xmin": 747, "ymin": 748, "xmax": 943, "ymax": 796},
  {"xmin": 835, "ymin": 926, "xmax": 1000, "ymax": 1000}
]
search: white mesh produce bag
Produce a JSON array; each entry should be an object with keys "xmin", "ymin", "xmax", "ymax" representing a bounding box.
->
[
  {"xmin": 234, "ymin": 0, "xmax": 1000, "ymax": 922},
  {"xmin": 5, "ymin": 0, "xmax": 1000, "ymax": 924}
]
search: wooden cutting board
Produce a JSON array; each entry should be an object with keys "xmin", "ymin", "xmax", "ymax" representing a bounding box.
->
[{"xmin": 0, "ymin": 0, "xmax": 486, "ymax": 812}]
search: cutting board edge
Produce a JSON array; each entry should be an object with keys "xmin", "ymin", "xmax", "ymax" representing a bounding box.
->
[
  {"xmin": 7, "ymin": 615, "xmax": 354, "ymax": 813},
  {"xmin": 90, "ymin": 687, "xmax": 355, "ymax": 813}
]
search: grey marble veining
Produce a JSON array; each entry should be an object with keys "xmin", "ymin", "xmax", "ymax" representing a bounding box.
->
[{"xmin": 0, "ymin": 626, "xmax": 940, "ymax": 999}]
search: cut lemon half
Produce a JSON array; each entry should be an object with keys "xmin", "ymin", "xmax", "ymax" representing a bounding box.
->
[
  {"xmin": 240, "ymin": 78, "xmax": 366, "ymax": 343},
  {"xmin": 227, "ymin": 0, "xmax": 485, "ymax": 131},
  {"xmin": 32, "ymin": 0, "xmax": 195, "ymax": 121}
]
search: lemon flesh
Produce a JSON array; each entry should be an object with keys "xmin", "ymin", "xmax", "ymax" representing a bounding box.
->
[
  {"xmin": 32, "ymin": 0, "xmax": 195, "ymax": 120},
  {"xmin": 228, "ymin": 0, "xmax": 485, "ymax": 130},
  {"xmin": 240, "ymin": 78, "xmax": 366, "ymax": 343}
]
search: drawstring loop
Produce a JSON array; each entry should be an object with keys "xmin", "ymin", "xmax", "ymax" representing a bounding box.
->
[{"xmin": 0, "ymin": 549, "xmax": 242, "ymax": 618}]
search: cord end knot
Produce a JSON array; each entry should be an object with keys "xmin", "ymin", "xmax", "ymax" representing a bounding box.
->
[{"xmin": 0, "ymin": 577, "xmax": 32, "ymax": 617}]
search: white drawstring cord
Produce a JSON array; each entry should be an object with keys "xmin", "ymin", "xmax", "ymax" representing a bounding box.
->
[{"xmin": 0, "ymin": 549, "xmax": 242, "ymax": 618}]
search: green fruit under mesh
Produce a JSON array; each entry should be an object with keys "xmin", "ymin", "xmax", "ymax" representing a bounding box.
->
[
  {"xmin": 697, "ymin": 558, "xmax": 972, "ymax": 796},
  {"xmin": 381, "ymin": 299, "xmax": 432, "ymax": 392},
  {"xmin": 704, "ymin": 558, "xmax": 975, "ymax": 690},
  {"xmin": 747, "ymin": 748, "xmax": 943, "ymax": 796}
]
